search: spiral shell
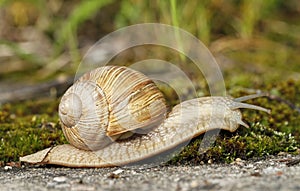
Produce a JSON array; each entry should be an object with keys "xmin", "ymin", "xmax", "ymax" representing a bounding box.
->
[{"xmin": 58, "ymin": 66, "xmax": 167, "ymax": 151}]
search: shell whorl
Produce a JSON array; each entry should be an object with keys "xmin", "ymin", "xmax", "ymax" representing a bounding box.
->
[
  {"xmin": 59, "ymin": 93, "xmax": 82, "ymax": 127},
  {"xmin": 59, "ymin": 81, "xmax": 109, "ymax": 150},
  {"xmin": 58, "ymin": 66, "xmax": 167, "ymax": 151}
]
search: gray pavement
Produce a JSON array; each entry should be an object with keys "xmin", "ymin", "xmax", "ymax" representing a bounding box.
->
[{"xmin": 1, "ymin": 155, "xmax": 299, "ymax": 191}]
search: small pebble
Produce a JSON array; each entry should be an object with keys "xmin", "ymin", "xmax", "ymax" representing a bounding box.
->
[
  {"xmin": 107, "ymin": 169, "xmax": 124, "ymax": 179},
  {"xmin": 231, "ymin": 158, "xmax": 245, "ymax": 166},
  {"xmin": 235, "ymin": 158, "xmax": 242, "ymax": 162},
  {"xmin": 53, "ymin": 176, "xmax": 68, "ymax": 183},
  {"xmin": 112, "ymin": 169, "xmax": 124, "ymax": 175},
  {"xmin": 4, "ymin": 166, "xmax": 12, "ymax": 170},
  {"xmin": 246, "ymin": 164, "xmax": 254, "ymax": 168},
  {"xmin": 190, "ymin": 180, "xmax": 199, "ymax": 188}
]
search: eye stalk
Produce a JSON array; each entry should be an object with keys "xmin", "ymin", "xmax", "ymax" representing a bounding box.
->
[
  {"xmin": 227, "ymin": 93, "xmax": 271, "ymax": 131},
  {"xmin": 231, "ymin": 93, "xmax": 271, "ymax": 114}
]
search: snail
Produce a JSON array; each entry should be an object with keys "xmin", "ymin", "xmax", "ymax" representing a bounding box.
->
[{"xmin": 20, "ymin": 66, "xmax": 270, "ymax": 167}]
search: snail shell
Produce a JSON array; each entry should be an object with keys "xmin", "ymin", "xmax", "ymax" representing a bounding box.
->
[
  {"xmin": 20, "ymin": 66, "xmax": 270, "ymax": 167},
  {"xmin": 58, "ymin": 66, "xmax": 166, "ymax": 151}
]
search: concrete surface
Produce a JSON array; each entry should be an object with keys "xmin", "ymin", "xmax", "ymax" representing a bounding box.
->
[{"xmin": 1, "ymin": 155, "xmax": 299, "ymax": 191}]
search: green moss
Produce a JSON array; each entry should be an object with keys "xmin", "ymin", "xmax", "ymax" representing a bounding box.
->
[
  {"xmin": 0, "ymin": 99, "xmax": 67, "ymax": 164},
  {"xmin": 170, "ymin": 123, "xmax": 298, "ymax": 165},
  {"xmin": 240, "ymin": 79, "xmax": 300, "ymax": 141}
]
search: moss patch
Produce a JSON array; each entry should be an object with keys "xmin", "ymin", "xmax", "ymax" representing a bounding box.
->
[
  {"xmin": 0, "ymin": 99, "xmax": 66, "ymax": 164},
  {"xmin": 170, "ymin": 123, "xmax": 298, "ymax": 164}
]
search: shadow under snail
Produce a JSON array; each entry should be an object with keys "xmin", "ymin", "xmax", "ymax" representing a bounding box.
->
[{"xmin": 20, "ymin": 66, "xmax": 270, "ymax": 167}]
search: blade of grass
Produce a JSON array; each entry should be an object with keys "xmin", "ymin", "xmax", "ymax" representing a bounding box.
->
[
  {"xmin": 0, "ymin": 40, "xmax": 43, "ymax": 66},
  {"xmin": 170, "ymin": 0, "xmax": 185, "ymax": 62},
  {"xmin": 54, "ymin": 0, "xmax": 114, "ymax": 67}
]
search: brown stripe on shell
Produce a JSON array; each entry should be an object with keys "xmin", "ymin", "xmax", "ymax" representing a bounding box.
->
[{"xmin": 63, "ymin": 66, "xmax": 166, "ymax": 150}]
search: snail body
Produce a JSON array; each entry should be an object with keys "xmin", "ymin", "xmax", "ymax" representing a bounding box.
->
[{"xmin": 20, "ymin": 66, "xmax": 270, "ymax": 167}]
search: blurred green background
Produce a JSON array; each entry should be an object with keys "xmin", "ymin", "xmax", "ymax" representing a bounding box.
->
[
  {"xmin": 0, "ymin": 0, "xmax": 299, "ymax": 164},
  {"xmin": 0, "ymin": 0, "xmax": 299, "ymax": 81}
]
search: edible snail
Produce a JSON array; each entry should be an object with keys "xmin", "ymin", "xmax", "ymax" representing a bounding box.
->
[{"xmin": 20, "ymin": 66, "xmax": 270, "ymax": 167}]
